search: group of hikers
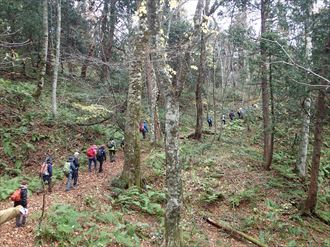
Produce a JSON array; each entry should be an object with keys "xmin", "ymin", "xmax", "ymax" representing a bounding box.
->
[
  {"xmin": 207, "ymin": 104, "xmax": 258, "ymax": 128},
  {"xmin": 0, "ymin": 137, "xmax": 122, "ymax": 227},
  {"xmin": 207, "ymin": 107, "xmax": 246, "ymax": 127}
]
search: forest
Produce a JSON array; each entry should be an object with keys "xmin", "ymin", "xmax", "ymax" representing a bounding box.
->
[{"xmin": 0, "ymin": 0, "xmax": 329, "ymax": 246}]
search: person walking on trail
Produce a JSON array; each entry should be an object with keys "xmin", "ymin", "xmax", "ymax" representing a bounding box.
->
[
  {"xmin": 72, "ymin": 152, "xmax": 80, "ymax": 187},
  {"xmin": 0, "ymin": 205, "xmax": 26, "ymax": 226},
  {"xmin": 10, "ymin": 181, "xmax": 28, "ymax": 227},
  {"xmin": 65, "ymin": 156, "xmax": 75, "ymax": 192},
  {"xmin": 87, "ymin": 144, "xmax": 97, "ymax": 172},
  {"xmin": 229, "ymin": 110, "xmax": 235, "ymax": 121},
  {"xmin": 139, "ymin": 120, "xmax": 148, "ymax": 139},
  {"xmin": 222, "ymin": 114, "xmax": 226, "ymax": 125},
  {"xmin": 207, "ymin": 116, "xmax": 213, "ymax": 128},
  {"xmin": 40, "ymin": 156, "xmax": 53, "ymax": 192},
  {"xmin": 96, "ymin": 146, "xmax": 107, "ymax": 172},
  {"xmin": 237, "ymin": 107, "xmax": 244, "ymax": 119},
  {"xmin": 107, "ymin": 138, "xmax": 116, "ymax": 162}
]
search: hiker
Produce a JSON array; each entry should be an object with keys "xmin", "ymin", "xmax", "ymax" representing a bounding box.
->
[
  {"xmin": 207, "ymin": 116, "xmax": 213, "ymax": 128},
  {"xmin": 222, "ymin": 114, "xmax": 226, "ymax": 125},
  {"xmin": 72, "ymin": 152, "xmax": 80, "ymax": 187},
  {"xmin": 11, "ymin": 181, "xmax": 28, "ymax": 227},
  {"xmin": 229, "ymin": 111, "xmax": 235, "ymax": 121},
  {"xmin": 40, "ymin": 156, "xmax": 53, "ymax": 192},
  {"xmin": 65, "ymin": 156, "xmax": 75, "ymax": 191},
  {"xmin": 96, "ymin": 145, "xmax": 107, "ymax": 172},
  {"xmin": 240, "ymin": 108, "xmax": 244, "ymax": 119},
  {"xmin": 87, "ymin": 144, "xmax": 97, "ymax": 172},
  {"xmin": 0, "ymin": 205, "xmax": 26, "ymax": 226},
  {"xmin": 237, "ymin": 108, "xmax": 244, "ymax": 119},
  {"xmin": 107, "ymin": 138, "xmax": 116, "ymax": 162},
  {"xmin": 139, "ymin": 120, "xmax": 148, "ymax": 139}
]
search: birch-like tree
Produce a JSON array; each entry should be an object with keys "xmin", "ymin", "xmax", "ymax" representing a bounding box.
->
[{"xmin": 51, "ymin": 0, "xmax": 61, "ymax": 118}]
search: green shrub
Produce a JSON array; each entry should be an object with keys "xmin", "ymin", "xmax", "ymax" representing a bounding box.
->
[
  {"xmin": 114, "ymin": 186, "xmax": 165, "ymax": 217},
  {"xmin": 229, "ymin": 188, "xmax": 259, "ymax": 207}
]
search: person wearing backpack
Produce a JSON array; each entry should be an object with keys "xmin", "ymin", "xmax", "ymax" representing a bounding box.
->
[
  {"xmin": 65, "ymin": 156, "xmax": 75, "ymax": 192},
  {"xmin": 11, "ymin": 180, "xmax": 28, "ymax": 227},
  {"xmin": 229, "ymin": 110, "xmax": 235, "ymax": 121},
  {"xmin": 86, "ymin": 145, "xmax": 97, "ymax": 173},
  {"xmin": 207, "ymin": 116, "xmax": 213, "ymax": 128},
  {"xmin": 72, "ymin": 152, "xmax": 80, "ymax": 187},
  {"xmin": 222, "ymin": 114, "xmax": 226, "ymax": 125},
  {"xmin": 96, "ymin": 146, "xmax": 106, "ymax": 172},
  {"xmin": 40, "ymin": 156, "xmax": 53, "ymax": 192},
  {"xmin": 140, "ymin": 120, "xmax": 148, "ymax": 139},
  {"xmin": 107, "ymin": 138, "xmax": 116, "ymax": 162}
]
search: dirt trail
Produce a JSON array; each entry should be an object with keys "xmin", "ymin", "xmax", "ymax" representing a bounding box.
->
[{"xmin": 0, "ymin": 151, "xmax": 125, "ymax": 247}]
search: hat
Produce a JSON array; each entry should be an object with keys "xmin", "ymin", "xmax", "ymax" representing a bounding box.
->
[
  {"xmin": 68, "ymin": 156, "xmax": 74, "ymax": 161},
  {"xmin": 74, "ymin": 152, "xmax": 79, "ymax": 157},
  {"xmin": 45, "ymin": 156, "xmax": 52, "ymax": 163}
]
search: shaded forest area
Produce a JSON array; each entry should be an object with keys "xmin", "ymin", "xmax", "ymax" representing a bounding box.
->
[{"xmin": 0, "ymin": 0, "xmax": 329, "ymax": 246}]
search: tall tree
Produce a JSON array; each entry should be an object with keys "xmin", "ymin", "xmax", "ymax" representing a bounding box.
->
[
  {"xmin": 260, "ymin": 0, "xmax": 272, "ymax": 170},
  {"xmin": 34, "ymin": 0, "xmax": 49, "ymax": 99},
  {"xmin": 100, "ymin": 0, "xmax": 117, "ymax": 82},
  {"xmin": 303, "ymin": 7, "xmax": 329, "ymax": 214},
  {"xmin": 146, "ymin": 0, "xmax": 162, "ymax": 145},
  {"xmin": 51, "ymin": 0, "xmax": 61, "ymax": 118},
  {"xmin": 120, "ymin": 0, "xmax": 147, "ymax": 188},
  {"xmin": 193, "ymin": 0, "xmax": 205, "ymax": 140}
]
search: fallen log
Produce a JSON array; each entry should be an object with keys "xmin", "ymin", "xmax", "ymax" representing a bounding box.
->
[{"xmin": 203, "ymin": 217, "xmax": 268, "ymax": 247}]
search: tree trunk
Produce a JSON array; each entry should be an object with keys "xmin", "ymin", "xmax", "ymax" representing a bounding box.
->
[
  {"xmin": 164, "ymin": 91, "xmax": 182, "ymax": 246},
  {"xmin": 121, "ymin": 1, "xmax": 147, "ymax": 188},
  {"xmin": 296, "ymin": 97, "xmax": 311, "ymax": 178},
  {"xmin": 46, "ymin": 1, "xmax": 54, "ymax": 75},
  {"xmin": 51, "ymin": 0, "xmax": 61, "ymax": 118},
  {"xmin": 144, "ymin": 48, "xmax": 161, "ymax": 144},
  {"xmin": 260, "ymin": 0, "xmax": 272, "ymax": 170},
  {"xmin": 303, "ymin": 90, "xmax": 326, "ymax": 213},
  {"xmin": 100, "ymin": 0, "xmax": 117, "ymax": 82},
  {"xmin": 194, "ymin": 0, "xmax": 205, "ymax": 140},
  {"xmin": 81, "ymin": 43, "xmax": 95, "ymax": 79},
  {"xmin": 146, "ymin": 0, "xmax": 162, "ymax": 144}
]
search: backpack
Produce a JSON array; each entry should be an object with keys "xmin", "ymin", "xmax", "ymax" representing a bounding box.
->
[
  {"xmin": 40, "ymin": 163, "xmax": 49, "ymax": 175},
  {"xmin": 63, "ymin": 162, "xmax": 71, "ymax": 176},
  {"xmin": 87, "ymin": 147, "xmax": 95, "ymax": 157},
  {"xmin": 139, "ymin": 123, "xmax": 145, "ymax": 132},
  {"xmin": 107, "ymin": 141, "xmax": 114, "ymax": 149},
  {"xmin": 10, "ymin": 189, "xmax": 21, "ymax": 202},
  {"xmin": 97, "ymin": 148, "xmax": 105, "ymax": 159}
]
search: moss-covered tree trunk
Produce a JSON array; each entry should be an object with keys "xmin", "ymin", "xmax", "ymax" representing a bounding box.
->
[
  {"xmin": 34, "ymin": 0, "xmax": 48, "ymax": 100},
  {"xmin": 164, "ymin": 90, "xmax": 182, "ymax": 246},
  {"xmin": 146, "ymin": 0, "xmax": 161, "ymax": 145},
  {"xmin": 121, "ymin": 0, "xmax": 148, "ymax": 188}
]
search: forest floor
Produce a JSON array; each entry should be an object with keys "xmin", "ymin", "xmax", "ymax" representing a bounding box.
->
[{"xmin": 0, "ymin": 151, "xmax": 126, "ymax": 247}]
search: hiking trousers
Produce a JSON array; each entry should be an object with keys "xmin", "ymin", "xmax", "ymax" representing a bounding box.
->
[
  {"xmin": 16, "ymin": 213, "xmax": 26, "ymax": 227},
  {"xmin": 72, "ymin": 170, "xmax": 79, "ymax": 186},
  {"xmin": 109, "ymin": 150, "xmax": 116, "ymax": 162},
  {"xmin": 66, "ymin": 173, "xmax": 73, "ymax": 191},
  {"xmin": 88, "ymin": 157, "xmax": 97, "ymax": 172}
]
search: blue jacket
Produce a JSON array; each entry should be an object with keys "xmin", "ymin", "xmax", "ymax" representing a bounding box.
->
[{"xmin": 143, "ymin": 122, "xmax": 148, "ymax": 132}]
